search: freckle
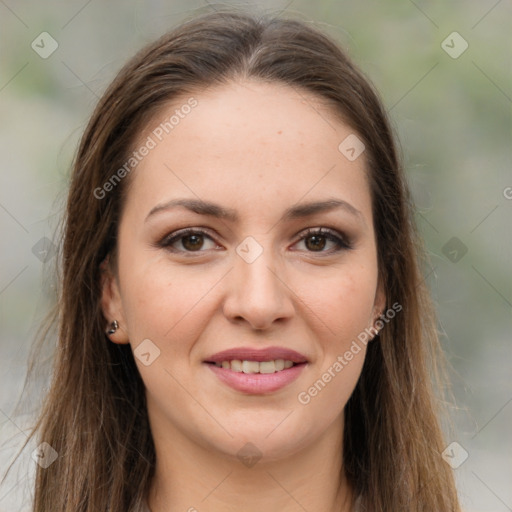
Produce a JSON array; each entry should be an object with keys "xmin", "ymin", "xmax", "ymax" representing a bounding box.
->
[{"xmin": 277, "ymin": 130, "xmax": 282, "ymax": 135}]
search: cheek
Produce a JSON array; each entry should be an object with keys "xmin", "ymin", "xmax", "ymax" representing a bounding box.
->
[
  {"xmin": 301, "ymin": 262, "xmax": 377, "ymax": 349},
  {"xmin": 120, "ymin": 257, "xmax": 219, "ymax": 356},
  {"xmin": 339, "ymin": 267, "xmax": 375, "ymax": 328}
]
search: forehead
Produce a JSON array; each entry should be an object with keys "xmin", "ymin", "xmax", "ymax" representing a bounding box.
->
[{"xmin": 124, "ymin": 80, "xmax": 372, "ymax": 225}]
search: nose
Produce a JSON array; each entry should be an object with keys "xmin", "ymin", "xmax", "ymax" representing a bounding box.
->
[{"xmin": 222, "ymin": 242, "xmax": 295, "ymax": 331}]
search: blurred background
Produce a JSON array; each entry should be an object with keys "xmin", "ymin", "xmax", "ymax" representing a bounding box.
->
[{"xmin": 0, "ymin": 1, "xmax": 510, "ymax": 510}]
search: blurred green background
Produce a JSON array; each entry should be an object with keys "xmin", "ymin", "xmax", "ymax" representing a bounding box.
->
[{"xmin": 1, "ymin": 1, "xmax": 511, "ymax": 510}]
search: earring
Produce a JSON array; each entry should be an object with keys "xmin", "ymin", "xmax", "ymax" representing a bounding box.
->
[{"xmin": 106, "ymin": 320, "xmax": 119, "ymax": 335}]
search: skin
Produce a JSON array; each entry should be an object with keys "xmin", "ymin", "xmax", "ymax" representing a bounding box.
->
[{"xmin": 101, "ymin": 80, "xmax": 385, "ymax": 512}]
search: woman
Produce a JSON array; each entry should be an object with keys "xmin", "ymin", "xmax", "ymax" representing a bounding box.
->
[{"xmin": 21, "ymin": 8, "xmax": 461, "ymax": 512}]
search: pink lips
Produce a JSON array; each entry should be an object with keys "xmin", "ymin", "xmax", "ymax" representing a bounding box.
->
[{"xmin": 204, "ymin": 346, "xmax": 308, "ymax": 394}]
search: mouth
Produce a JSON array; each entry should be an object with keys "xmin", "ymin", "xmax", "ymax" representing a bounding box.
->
[{"xmin": 203, "ymin": 347, "xmax": 308, "ymax": 394}]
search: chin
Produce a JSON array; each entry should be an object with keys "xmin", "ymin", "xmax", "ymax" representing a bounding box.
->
[{"xmin": 209, "ymin": 423, "xmax": 311, "ymax": 464}]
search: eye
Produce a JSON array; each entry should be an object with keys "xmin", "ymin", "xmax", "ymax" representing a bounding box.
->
[
  {"xmin": 293, "ymin": 227, "xmax": 352, "ymax": 254},
  {"xmin": 157, "ymin": 226, "xmax": 352, "ymax": 256},
  {"xmin": 158, "ymin": 228, "xmax": 220, "ymax": 254}
]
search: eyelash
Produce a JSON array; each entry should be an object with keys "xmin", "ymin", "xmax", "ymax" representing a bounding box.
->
[{"xmin": 157, "ymin": 227, "xmax": 353, "ymax": 256}]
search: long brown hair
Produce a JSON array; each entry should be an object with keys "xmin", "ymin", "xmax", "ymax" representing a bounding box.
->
[{"xmin": 12, "ymin": 7, "xmax": 460, "ymax": 511}]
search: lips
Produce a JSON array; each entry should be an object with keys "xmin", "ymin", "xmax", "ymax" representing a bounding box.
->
[{"xmin": 203, "ymin": 346, "xmax": 308, "ymax": 394}]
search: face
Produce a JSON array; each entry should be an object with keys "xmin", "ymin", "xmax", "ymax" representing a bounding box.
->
[{"xmin": 101, "ymin": 80, "xmax": 385, "ymax": 463}]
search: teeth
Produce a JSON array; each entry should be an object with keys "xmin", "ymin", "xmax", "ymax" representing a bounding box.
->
[
  {"xmin": 212, "ymin": 359, "xmax": 298, "ymax": 373},
  {"xmin": 231, "ymin": 360, "xmax": 242, "ymax": 372},
  {"xmin": 259, "ymin": 361, "xmax": 275, "ymax": 374},
  {"xmin": 242, "ymin": 360, "xmax": 260, "ymax": 374}
]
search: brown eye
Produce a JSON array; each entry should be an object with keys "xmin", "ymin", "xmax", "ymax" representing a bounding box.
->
[
  {"xmin": 159, "ymin": 228, "xmax": 219, "ymax": 254},
  {"xmin": 304, "ymin": 234, "xmax": 327, "ymax": 251},
  {"xmin": 181, "ymin": 233, "xmax": 205, "ymax": 251},
  {"xmin": 295, "ymin": 227, "xmax": 352, "ymax": 254}
]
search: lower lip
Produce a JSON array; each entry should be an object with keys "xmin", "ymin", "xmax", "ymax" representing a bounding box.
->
[{"xmin": 205, "ymin": 362, "xmax": 307, "ymax": 394}]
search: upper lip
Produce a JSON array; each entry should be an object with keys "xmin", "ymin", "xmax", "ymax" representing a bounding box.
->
[{"xmin": 204, "ymin": 346, "xmax": 308, "ymax": 364}]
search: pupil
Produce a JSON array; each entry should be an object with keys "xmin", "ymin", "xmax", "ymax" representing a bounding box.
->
[
  {"xmin": 183, "ymin": 234, "xmax": 203, "ymax": 251},
  {"xmin": 306, "ymin": 235, "xmax": 326, "ymax": 251}
]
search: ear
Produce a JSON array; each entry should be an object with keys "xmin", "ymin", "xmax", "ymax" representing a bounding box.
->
[
  {"xmin": 100, "ymin": 255, "xmax": 129, "ymax": 344},
  {"xmin": 372, "ymin": 276, "xmax": 387, "ymax": 320},
  {"xmin": 369, "ymin": 275, "xmax": 387, "ymax": 340}
]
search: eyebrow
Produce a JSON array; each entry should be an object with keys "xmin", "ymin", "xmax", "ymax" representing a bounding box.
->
[{"xmin": 145, "ymin": 197, "xmax": 364, "ymax": 224}]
